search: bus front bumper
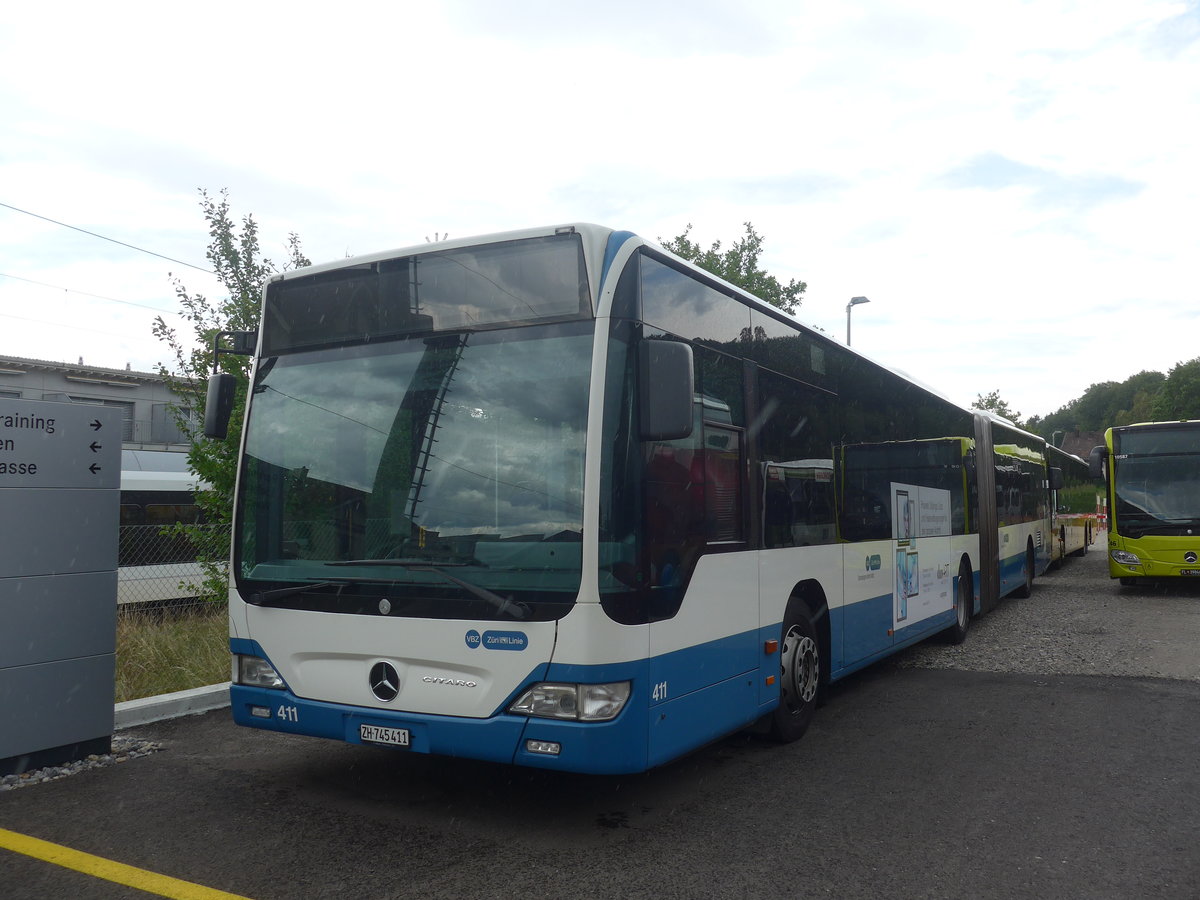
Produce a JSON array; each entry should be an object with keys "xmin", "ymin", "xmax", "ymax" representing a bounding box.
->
[{"xmin": 229, "ymin": 684, "xmax": 651, "ymax": 774}]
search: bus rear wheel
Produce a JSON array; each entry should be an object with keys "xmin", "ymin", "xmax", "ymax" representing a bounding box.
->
[
  {"xmin": 943, "ymin": 562, "xmax": 973, "ymax": 644},
  {"xmin": 770, "ymin": 607, "xmax": 820, "ymax": 743}
]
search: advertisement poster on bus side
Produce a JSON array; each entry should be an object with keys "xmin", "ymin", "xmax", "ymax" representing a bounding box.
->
[{"xmin": 891, "ymin": 482, "xmax": 952, "ymax": 629}]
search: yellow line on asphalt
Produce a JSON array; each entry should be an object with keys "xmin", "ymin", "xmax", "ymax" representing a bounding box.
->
[{"xmin": 0, "ymin": 827, "xmax": 252, "ymax": 900}]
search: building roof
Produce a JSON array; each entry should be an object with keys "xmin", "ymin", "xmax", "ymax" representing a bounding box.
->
[{"xmin": 0, "ymin": 354, "xmax": 166, "ymax": 385}]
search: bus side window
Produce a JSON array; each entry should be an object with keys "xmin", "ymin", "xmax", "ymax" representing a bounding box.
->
[
  {"xmin": 757, "ymin": 370, "xmax": 836, "ymax": 547},
  {"xmin": 702, "ymin": 424, "xmax": 742, "ymax": 542},
  {"xmin": 694, "ymin": 347, "xmax": 745, "ymax": 544},
  {"xmin": 645, "ymin": 439, "xmax": 705, "ymax": 588}
]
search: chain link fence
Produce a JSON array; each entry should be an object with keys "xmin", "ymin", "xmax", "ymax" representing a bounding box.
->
[{"xmin": 118, "ymin": 523, "xmax": 229, "ymax": 611}]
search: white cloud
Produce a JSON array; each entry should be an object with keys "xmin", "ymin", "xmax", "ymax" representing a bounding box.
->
[{"xmin": 1, "ymin": 0, "xmax": 1198, "ymax": 417}]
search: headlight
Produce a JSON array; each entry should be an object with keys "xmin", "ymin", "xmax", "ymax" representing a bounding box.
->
[
  {"xmin": 235, "ymin": 654, "xmax": 286, "ymax": 689},
  {"xmin": 1111, "ymin": 549, "xmax": 1141, "ymax": 567},
  {"xmin": 509, "ymin": 681, "xmax": 630, "ymax": 721}
]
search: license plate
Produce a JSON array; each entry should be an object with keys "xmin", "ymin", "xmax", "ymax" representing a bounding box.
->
[
  {"xmin": 1180, "ymin": 569, "xmax": 1200, "ymax": 577},
  {"xmin": 359, "ymin": 723, "xmax": 410, "ymax": 747}
]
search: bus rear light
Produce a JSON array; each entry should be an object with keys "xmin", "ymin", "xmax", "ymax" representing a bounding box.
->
[{"xmin": 509, "ymin": 681, "xmax": 631, "ymax": 721}]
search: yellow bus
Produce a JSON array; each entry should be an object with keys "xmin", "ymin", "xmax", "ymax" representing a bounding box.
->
[{"xmin": 1089, "ymin": 421, "xmax": 1200, "ymax": 585}]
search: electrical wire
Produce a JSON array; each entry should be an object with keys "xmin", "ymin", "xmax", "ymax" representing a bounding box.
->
[
  {"xmin": 0, "ymin": 310, "xmax": 163, "ymax": 340},
  {"xmin": 0, "ymin": 271, "xmax": 183, "ymax": 317},
  {"xmin": 0, "ymin": 200, "xmax": 214, "ymax": 274}
]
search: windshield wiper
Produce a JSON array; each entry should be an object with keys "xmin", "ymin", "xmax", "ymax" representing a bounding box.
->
[
  {"xmin": 326, "ymin": 558, "xmax": 473, "ymax": 567},
  {"xmin": 324, "ymin": 559, "xmax": 528, "ymax": 620},
  {"xmin": 252, "ymin": 580, "xmax": 348, "ymax": 606}
]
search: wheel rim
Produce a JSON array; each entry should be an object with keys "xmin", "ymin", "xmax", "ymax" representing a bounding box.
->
[{"xmin": 781, "ymin": 624, "xmax": 819, "ymax": 711}]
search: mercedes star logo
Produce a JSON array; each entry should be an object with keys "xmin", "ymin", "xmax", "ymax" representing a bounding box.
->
[
  {"xmin": 369, "ymin": 661, "xmax": 400, "ymax": 702},
  {"xmin": 1185, "ymin": 552, "xmax": 1198, "ymax": 564}
]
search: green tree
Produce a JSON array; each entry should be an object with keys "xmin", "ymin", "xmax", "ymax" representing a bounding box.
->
[
  {"xmin": 659, "ymin": 222, "xmax": 806, "ymax": 314},
  {"xmin": 973, "ymin": 389, "xmax": 1023, "ymax": 427},
  {"xmin": 152, "ymin": 189, "xmax": 309, "ymax": 602},
  {"xmin": 1118, "ymin": 387, "xmax": 1158, "ymax": 425},
  {"xmin": 1153, "ymin": 357, "xmax": 1200, "ymax": 420},
  {"xmin": 1034, "ymin": 370, "xmax": 1168, "ymax": 442}
]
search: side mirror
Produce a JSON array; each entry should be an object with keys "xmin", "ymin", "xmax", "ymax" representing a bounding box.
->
[
  {"xmin": 1088, "ymin": 445, "xmax": 1106, "ymax": 480},
  {"xmin": 203, "ymin": 373, "xmax": 238, "ymax": 440},
  {"xmin": 229, "ymin": 330, "xmax": 258, "ymax": 354},
  {"xmin": 1049, "ymin": 467, "xmax": 1064, "ymax": 490},
  {"xmin": 638, "ymin": 340, "xmax": 694, "ymax": 442},
  {"xmin": 202, "ymin": 330, "xmax": 258, "ymax": 440}
]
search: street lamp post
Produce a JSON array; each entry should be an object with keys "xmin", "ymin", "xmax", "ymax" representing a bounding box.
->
[{"xmin": 846, "ymin": 295, "xmax": 870, "ymax": 346}]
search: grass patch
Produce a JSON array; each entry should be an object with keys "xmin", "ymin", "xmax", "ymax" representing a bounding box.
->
[{"xmin": 115, "ymin": 604, "xmax": 230, "ymax": 703}]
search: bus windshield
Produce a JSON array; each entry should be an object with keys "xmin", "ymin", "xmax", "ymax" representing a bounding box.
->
[
  {"xmin": 1113, "ymin": 426, "xmax": 1200, "ymax": 537},
  {"xmin": 235, "ymin": 321, "xmax": 592, "ymax": 619}
]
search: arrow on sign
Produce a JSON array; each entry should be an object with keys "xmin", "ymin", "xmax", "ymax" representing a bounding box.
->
[
  {"xmin": 90, "ymin": 442, "xmax": 102, "ymax": 453},
  {"xmin": 89, "ymin": 464, "xmax": 102, "ymax": 474},
  {"xmin": 90, "ymin": 419, "xmax": 102, "ymax": 431}
]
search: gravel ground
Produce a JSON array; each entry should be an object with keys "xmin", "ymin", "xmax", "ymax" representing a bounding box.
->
[
  {"xmin": 899, "ymin": 539, "xmax": 1200, "ymax": 682},
  {"xmin": 1, "ymin": 734, "xmax": 162, "ymax": 792}
]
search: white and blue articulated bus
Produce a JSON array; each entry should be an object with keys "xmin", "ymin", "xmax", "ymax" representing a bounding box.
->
[{"xmin": 206, "ymin": 224, "xmax": 1055, "ymax": 774}]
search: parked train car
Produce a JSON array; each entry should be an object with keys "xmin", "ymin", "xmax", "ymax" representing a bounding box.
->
[{"xmin": 119, "ymin": 449, "xmax": 207, "ymax": 606}]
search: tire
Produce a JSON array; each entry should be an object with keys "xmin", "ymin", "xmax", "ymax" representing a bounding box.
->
[
  {"xmin": 942, "ymin": 562, "xmax": 973, "ymax": 644},
  {"xmin": 1073, "ymin": 524, "xmax": 1089, "ymax": 557},
  {"xmin": 770, "ymin": 606, "xmax": 821, "ymax": 743},
  {"xmin": 1012, "ymin": 544, "xmax": 1034, "ymax": 598}
]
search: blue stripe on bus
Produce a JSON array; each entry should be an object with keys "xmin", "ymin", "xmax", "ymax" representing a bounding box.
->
[
  {"xmin": 230, "ymin": 684, "xmax": 534, "ymax": 765},
  {"xmin": 599, "ymin": 230, "xmax": 637, "ymax": 285},
  {"xmin": 829, "ymin": 576, "xmax": 973, "ymax": 680},
  {"xmin": 841, "ymin": 591, "xmax": 895, "ymax": 663},
  {"xmin": 998, "ymin": 550, "xmax": 1026, "ymax": 598},
  {"xmin": 544, "ymin": 636, "xmax": 764, "ymax": 771}
]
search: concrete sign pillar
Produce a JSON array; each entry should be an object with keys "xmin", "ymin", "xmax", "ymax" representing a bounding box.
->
[{"xmin": 1, "ymin": 398, "xmax": 120, "ymax": 775}]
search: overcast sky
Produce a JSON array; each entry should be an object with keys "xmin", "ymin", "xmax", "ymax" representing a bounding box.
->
[{"xmin": 2, "ymin": 0, "xmax": 1197, "ymax": 420}]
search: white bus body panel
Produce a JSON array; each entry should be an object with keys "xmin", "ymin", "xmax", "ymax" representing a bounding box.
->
[{"xmin": 242, "ymin": 605, "xmax": 554, "ymax": 719}]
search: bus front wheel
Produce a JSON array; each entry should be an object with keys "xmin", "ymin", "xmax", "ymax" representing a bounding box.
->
[{"xmin": 770, "ymin": 607, "xmax": 820, "ymax": 743}]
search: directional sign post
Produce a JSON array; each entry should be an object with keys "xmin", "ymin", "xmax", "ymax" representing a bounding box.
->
[{"xmin": 1, "ymin": 398, "xmax": 121, "ymax": 774}]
